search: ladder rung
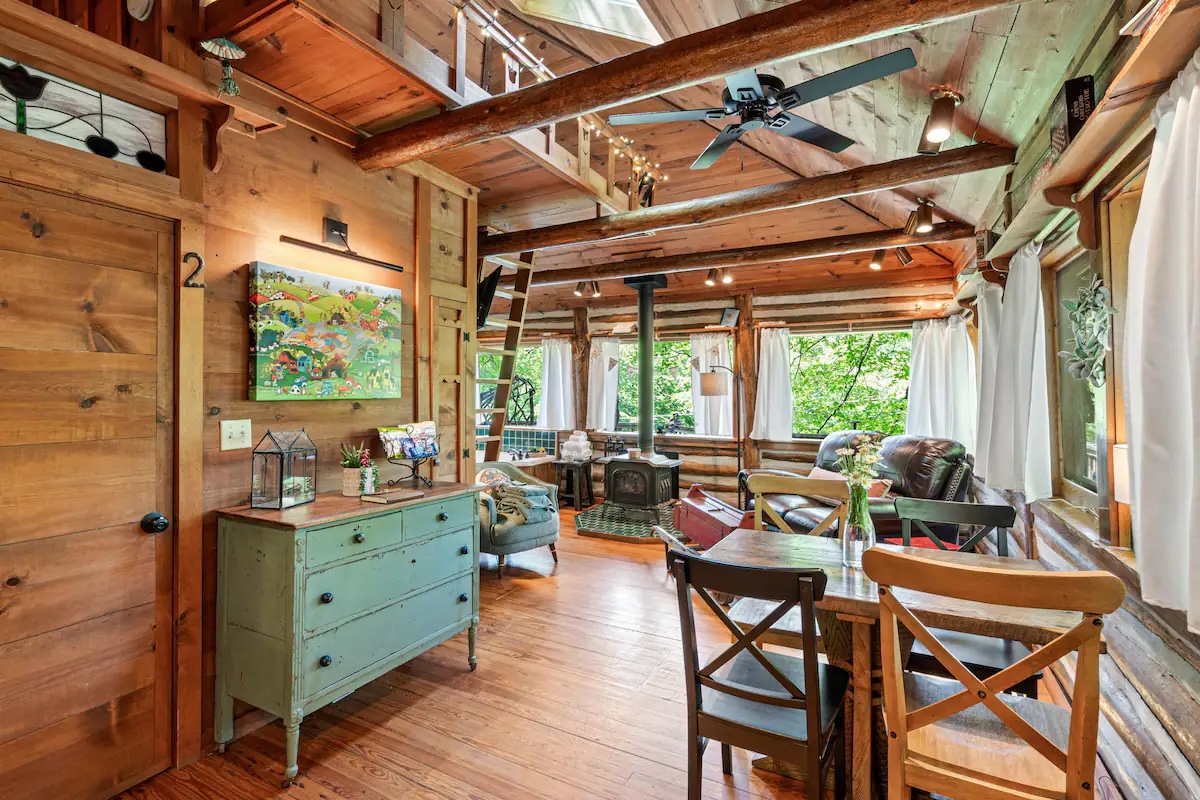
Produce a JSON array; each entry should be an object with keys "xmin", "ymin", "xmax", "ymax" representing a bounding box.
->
[
  {"xmin": 486, "ymin": 318, "xmax": 522, "ymax": 328},
  {"xmin": 477, "ymin": 435, "xmax": 503, "ymax": 442},
  {"xmin": 478, "ymin": 347, "xmax": 517, "ymax": 357},
  {"xmin": 493, "ymin": 288, "xmax": 527, "ymax": 300},
  {"xmin": 485, "ymin": 254, "xmax": 527, "ymax": 271},
  {"xmin": 476, "ymin": 407, "xmax": 505, "ymax": 415},
  {"xmin": 478, "ymin": 378, "xmax": 511, "ymax": 385}
]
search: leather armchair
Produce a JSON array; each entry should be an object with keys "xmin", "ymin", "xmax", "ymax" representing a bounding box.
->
[
  {"xmin": 477, "ymin": 461, "xmax": 561, "ymax": 575},
  {"xmin": 738, "ymin": 431, "xmax": 973, "ymax": 538}
]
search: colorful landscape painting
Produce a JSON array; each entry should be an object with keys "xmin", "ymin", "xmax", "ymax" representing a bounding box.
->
[{"xmin": 248, "ymin": 262, "xmax": 404, "ymax": 401}]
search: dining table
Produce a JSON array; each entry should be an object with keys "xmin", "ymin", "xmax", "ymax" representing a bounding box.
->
[{"xmin": 702, "ymin": 529, "xmax": 1089, "ymax": 800}]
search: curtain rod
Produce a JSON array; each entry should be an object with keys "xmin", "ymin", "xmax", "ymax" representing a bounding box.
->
[{"xmin": 586, "ymin": 325, "xmax": 735, "ymax": 339}]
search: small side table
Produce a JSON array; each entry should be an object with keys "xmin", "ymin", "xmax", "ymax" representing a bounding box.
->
[{"xmin": 554, "ymin": 459, "xmax": 595, "ymax": 511}]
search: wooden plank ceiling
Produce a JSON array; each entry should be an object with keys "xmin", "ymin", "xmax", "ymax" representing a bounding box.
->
[{"xmin": 428, "ymin": 0, "xmax": 1116, "ymax": 310}]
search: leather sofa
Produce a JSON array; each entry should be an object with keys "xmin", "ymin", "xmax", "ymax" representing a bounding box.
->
[{"xmin": 738, "ymin": 430, "xmax": 973, "ymax": 539}]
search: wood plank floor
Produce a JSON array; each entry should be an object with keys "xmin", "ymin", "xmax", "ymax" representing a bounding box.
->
[{"xmin": 122, "ymin": 511, "xmax": 814, "ymax": 800}]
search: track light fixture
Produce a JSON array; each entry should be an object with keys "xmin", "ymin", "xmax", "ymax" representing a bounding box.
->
[
  {"xmin": 904, "ymin": 209, "xmax": 918, "ymax": 235},
  {"xmin": 574, "ymin": 281, "xmax": 587, "ymax": 297},
  {"xmin": 914, "ymin": 198, "xmax": 935, "ymax": 233},
  {"xmin": 590, "ymin": 281, "xmax": 602, "ymax": 297},
  {"xmin": 720, "ymin": 268, "xmax": 733, "ymax": 284},
  {"xmin": 918, "ymin": 88, "xmax": 963, "ymax": 155},
  {"xmin": 895, "ymin": 246, "xmax": 914, "ymax": 266},
  {"xmin": 869, "ymin": 250, "xmax": 886, "ymax": 270},
  {"xmin": 705, "ymin": 268, "xmax": 719, "ymax": 287}
]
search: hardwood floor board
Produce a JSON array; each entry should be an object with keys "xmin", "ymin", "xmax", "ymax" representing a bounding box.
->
[{"xmin": 125, "ymin": 512, "xmax": 815, "ymax": 799}]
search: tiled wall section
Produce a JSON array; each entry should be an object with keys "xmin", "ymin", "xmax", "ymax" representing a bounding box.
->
[{"xmin": 476, "ymin": 427, "xmax": 558, "ymax": 453}]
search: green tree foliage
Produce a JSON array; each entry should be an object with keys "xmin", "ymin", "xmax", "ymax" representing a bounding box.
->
[
  {"xmin": 616, "ymin": 341, "xmax": 696, "ymax": 431},
  {"xmin": 477, "ymin": 345, "xmax": 543, "ymax": 424},
  {"xmin": 790, "ymin": 332, "xmax": 911, "ymax": 435}
]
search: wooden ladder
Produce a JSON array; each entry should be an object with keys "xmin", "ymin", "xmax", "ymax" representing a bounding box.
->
[{"xmin": 477, "ymin": 251, "xmax": 534, "ymax": 463}]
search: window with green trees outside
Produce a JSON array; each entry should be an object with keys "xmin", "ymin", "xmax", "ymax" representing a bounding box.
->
[
  {"xmin": 615, "ymin": 340, "xmax": 698, "ymax": 434},
  {"xmin": 477, "ymin": 345, "xmax": 543, "ymax": 425},
  {"xmin": 790, "ymin": 332, "xmax": 911, "ymax": 436}
]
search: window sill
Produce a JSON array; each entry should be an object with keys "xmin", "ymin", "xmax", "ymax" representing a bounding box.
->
[{"xmin": 1037, "ymin": 498, "xmax": 1138, "ymax": 576}]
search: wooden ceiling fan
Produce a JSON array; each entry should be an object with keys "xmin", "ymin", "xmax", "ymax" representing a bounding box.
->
[{"xmin": 606, "ymin": 49, "xmax": 917, "ymax": 169}]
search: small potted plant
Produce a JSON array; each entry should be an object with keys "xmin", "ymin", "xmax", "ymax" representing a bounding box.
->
[
  {"xmin": 835, "ymin": 434, "xmax": 884, "ymax": 568},
  {"xmin": 339, "ymin": 441, "xmax": 378, "ymax": 497}
]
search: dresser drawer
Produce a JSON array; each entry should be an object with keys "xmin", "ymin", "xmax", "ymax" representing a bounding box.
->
[
  {"xmin": 306, "ymin": 512, "xmax": 403, "ymax": 568},
  {"xmin": 303, "ymin": 573, "xmax": 474, "ymax": 698},
  {"xmin": 404, "ymin": 495, "xmax": 476, "ymax": 542},
  {"xmin": 303, "ymin": 527, "xmax": 474, "ymax": 632}
]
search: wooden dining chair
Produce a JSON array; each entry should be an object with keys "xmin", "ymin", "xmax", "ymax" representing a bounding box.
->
[
  {"xmin": 895, "ymin": 498, "xmax": 1040, "ymax": 696},
  {"xmin": 863, "ymin": 547, "xmax": 1125, "ymax": 800},
  {"xmin": 895, "ymin": 496, "xmax": 1017, "ymax": 556},
  {"xmin": 666, "ymin": 546, "xmax": 849, "ymax": 800},
  {"xmin": 745, "ymin": 473, "xmax": 850, "ymax": 536}
]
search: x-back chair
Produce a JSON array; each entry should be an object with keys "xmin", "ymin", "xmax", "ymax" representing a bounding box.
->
[
  {"xmin": 746, "ymin": 473, "xmax": 850, "ymax": 537},
  {"xmin": 666, "ymin": 546, "xmax": 849, "ymax": 800},
  {"xmin": 895, "ymin": 496, "xmax": 1017, "ymax": 556},
  {"xmin": 863, "ymin": 547, "xmax": 1125, "ymax": 800}
]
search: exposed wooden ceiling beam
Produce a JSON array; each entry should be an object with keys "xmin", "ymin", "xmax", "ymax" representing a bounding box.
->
[
  {"xmin": 528, "ymin": 222, "xmax": 973, "ymax": 285},
  {"xmin": 479, "ymin": 144, "xmax": 1010, "ymax": 255},
  {"xmin": 354, "ymin": 0, "xmax": 1023, "ymax": 170}
]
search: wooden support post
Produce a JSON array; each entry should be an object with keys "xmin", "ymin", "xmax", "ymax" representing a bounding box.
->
[
  {"xmin": 573, "ymin": 307, "xmax": 589, "ymax": 432},
  {"xmin": 503, "ymin": 51, "xmax": 519, "ymax": 93},
  {"xmin": 480, "ymin": 33, "xmax": 495, "ymax": 93},
  {"xmin": 529, "ymin": 222, "xmax": 974, "ymax": 286},
  {"xmin": 414, "ymin": 178, "xmax": 434, "ymax": 467},
  {"xmin": 452, "ymin": 8, "xmax": 467, "ymax": 98},
  {"xmin": 606, "ymin": 141, "xmax": 618, "ymax": 201},
  {"xmin": 479, "ymin": 144, "xmax": 1013, "ymax": 256},
  {"xmin": 577, "ymin": 118, "xmax": 591, "ymax": 179},
  {"xmin": 380, "ymin": 0, "xmax": 405, "ymax": 56},
  {"xmin": 464, "ymin": 185, "xmax": 479, "ymax": 480},
  {"xmin": 734, "ymin": 295, "xmax": 760, "ymax": 470}
]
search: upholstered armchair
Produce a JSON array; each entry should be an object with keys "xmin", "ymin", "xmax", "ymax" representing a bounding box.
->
[{"xmin": 476, "ymin": 461, "xmax": 561, "ymax": 576}]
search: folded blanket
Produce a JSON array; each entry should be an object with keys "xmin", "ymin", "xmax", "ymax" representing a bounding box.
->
[
  {"xmin": 498, "ymin": 503, "xmax": 553, "ymax": 525},
  {"xmin": 496, "ymin": 482, "xmax": 549, "ymax": 498},
  {"xmin": 496, "ymin": 493, "xmax": 553, "ymax": 511}
]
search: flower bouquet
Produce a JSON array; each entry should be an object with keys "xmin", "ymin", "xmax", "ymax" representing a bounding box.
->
[{"xmin": 835, "ymin": 434, "xmax": 884, "ymax": 567}]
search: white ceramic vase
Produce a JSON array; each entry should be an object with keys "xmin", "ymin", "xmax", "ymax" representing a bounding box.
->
[{"xmin": 342, "ymin": 467, "xmax": 375, "ymax": 497}]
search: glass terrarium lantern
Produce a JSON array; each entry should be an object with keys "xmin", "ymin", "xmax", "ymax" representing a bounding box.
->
[{"xmin": 251, "ymin": 429, "xmax": 317, "ymax": 509}]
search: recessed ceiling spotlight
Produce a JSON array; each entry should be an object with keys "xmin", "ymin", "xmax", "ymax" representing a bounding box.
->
[{"xmin": 919, "ymin": 88, "xmax": 963, "ymax": 155}]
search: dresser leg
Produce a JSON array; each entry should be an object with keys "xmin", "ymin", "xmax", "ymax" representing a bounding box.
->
[
  {"xmin": 215, "ymin": 689, "xmax": 233, "ymax": 752},
  {"xmin": 282, "ymin": 719, "xmax": 301, "ymax": 787},
  {"xmin": 468, "ymin": 622, "xmax": 478, "ymax": 671}
]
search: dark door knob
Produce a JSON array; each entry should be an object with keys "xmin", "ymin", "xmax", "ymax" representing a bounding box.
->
[
  {"xmin": 437, "ymin": 512, "xmax": 449, "ymax": 522},
  {"xmin": 458, "ymin": 593, "xmax": 469, "ymax": 603},
  {"xmin": 459, "ymin": 545, "xmax": 470, "ymax": 555},
  {"xmin": 353, "ymin": 532, "xmax": 366, "ymax": 543},
  {"xmin": 319, "ymin": 592, "xmax": 334, "ymax": 604},
  {"xmin": 318, "ymin": 655, "xmax": 332, "ymax": 667},
  {"xmin": 140, "ymin": 512, "xmax": 170, "ymax": 534}
]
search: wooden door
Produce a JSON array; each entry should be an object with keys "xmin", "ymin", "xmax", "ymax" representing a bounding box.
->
[
  {"xmin": 432, "ymin": 298, "xmax": 474, "ymax": 482},
  {"xmin": 0, "ymin": 182, "xmax": 174, "ymax": 799}
]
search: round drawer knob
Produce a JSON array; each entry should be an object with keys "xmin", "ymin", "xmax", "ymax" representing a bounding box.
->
[
  {"xmin": 437, "ymin": 512, "xmax": 449, "ymax": 522},
  {"xmin": 459, "ymin": 545, "xmax": 470, "ymax": 556},
  {"xmin": 353, "ymin": 532, "xmax": 366, "ymax": 543},
  {"xmin": 320, "ymin": 592, "xmax": 334, "ymax": 604},
  {"xmin": 318, "ymin": 655, "xmax": 332, "ymax": 667},
  {"xmin": 458, "ymin": 593, "xmax": 469, "ymax": 603}
]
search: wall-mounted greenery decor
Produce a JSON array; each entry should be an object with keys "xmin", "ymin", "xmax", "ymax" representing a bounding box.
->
[{"xmin": 1059, "ymin": 275, "xmax": 1117, "ymax": 388}]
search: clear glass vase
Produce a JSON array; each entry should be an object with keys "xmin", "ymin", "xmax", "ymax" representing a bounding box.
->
[{"xmin": 842, "ymin": 482, "xmax": 876, "ymax": 568}]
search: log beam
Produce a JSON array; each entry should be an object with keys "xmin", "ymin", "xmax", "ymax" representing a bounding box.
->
[
  {"xmin": 354, "ymin": 0, "xmax": 1022, "ymax": 170},
  {"xmin": 481, "ymin": 144, "xmax": 1013, "ymax": 255},
  {"xmin": 529, "ymin": 222, "xmax": 974, "ymax": 286}
]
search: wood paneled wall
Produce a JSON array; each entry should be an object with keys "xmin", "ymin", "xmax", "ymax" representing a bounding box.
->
[{"xmin": 198, "ymin": 123, "xmax": 473, "ymax": 744}]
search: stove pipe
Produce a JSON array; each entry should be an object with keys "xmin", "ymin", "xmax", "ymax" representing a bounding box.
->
[{"xmin": 623, "ymin": 274, "xmax": 668, "ymax": 457}]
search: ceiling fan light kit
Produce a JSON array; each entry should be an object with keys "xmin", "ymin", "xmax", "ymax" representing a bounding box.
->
[
  {"xmin": 919, "ymin": 88, "xmax": 963, "ymax": 154},
  {"xmin": 606, "ymin": 49, "xmax": 917, "ymax": 169}
]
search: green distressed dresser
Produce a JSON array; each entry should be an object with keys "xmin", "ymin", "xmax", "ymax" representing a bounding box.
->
[{"xmin": 214, "ymin": 482, "xmax": 481, "ymax": 785}]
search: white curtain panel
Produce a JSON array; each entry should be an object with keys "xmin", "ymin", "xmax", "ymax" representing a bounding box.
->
[
  {"xmin": 537, "ymin": 337, "xmax": 576, "ymax": 430},
  {"xmin": 906, "ymin": 316, "xmax": 978, "ymax": 452},
  {"xmin": 585, "ymin": 336, "xmax": 621, "ymax": 431},
  {"xmin": 974, "ymin": 282, "xmax": 1004, "ymax": 473},
  {"xmin": 980, "ymin": 242, "xmax": 1053, "ymax": 501},
  {"xmin": 690, "ymin": 332, "xmax": 733, "ymax": 436},
  {"xmin": 1125, "ymin": 47, "xmax": 1200, "ymax": 631},
  {"xmin": 750, "ymin": 327, "xmax": 794, "ymax": 441}
]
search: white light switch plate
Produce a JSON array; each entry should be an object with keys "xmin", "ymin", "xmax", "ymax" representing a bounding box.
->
[{"xmin": 220, "ymin": 419, "xmax": 252, "ymax": 451}]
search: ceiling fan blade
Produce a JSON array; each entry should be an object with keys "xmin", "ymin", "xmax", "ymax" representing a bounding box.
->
[
  {"xmin": 724, "ymin": 69, "xmax": 765, "ymax": 103},
  {"xmin": 776, "ymin": 48, "xmax": 917, "ymax": 110},
  {"xmin": 766, "ymin": 113, "xmax": 856, "ymax": 153},
  {"xmin": 690, "ymin": 125, "xmax": 745, "ymax": 170},
  {"xmin": 607, "ymin": 108, "xmax": 728, "ymax": 126}
]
